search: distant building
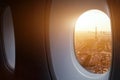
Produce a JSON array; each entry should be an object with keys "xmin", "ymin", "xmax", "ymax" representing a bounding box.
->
[{"xmin": 95, "ymin": 26, "xmax": 98, "ymax": 40}]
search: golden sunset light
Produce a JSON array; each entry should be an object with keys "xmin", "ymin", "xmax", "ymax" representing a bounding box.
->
[
  {"xmin": 74, "ymin": 9, "xmax": 112, "ymax": 74},
  {"xmin": 75, "ymin": 10, "xmax": 111, "ymax": 32}
]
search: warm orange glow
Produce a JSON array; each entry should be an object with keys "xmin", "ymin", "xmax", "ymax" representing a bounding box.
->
[
  {"xmin": 75, "ymin": 10, "xmax": 111, "ymax": 32},
  {"xmin": 74, "ymin": 10, "xmax": 112, "ymax": 74}
]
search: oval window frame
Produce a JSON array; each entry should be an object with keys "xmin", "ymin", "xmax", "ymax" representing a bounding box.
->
[
  {"xmin": 1, "ymin": 6, "xmax": 16, "ymax": 71},
  {"xmin": 73, "ymin": 9, "xmax": 112, "ymax": 77}
]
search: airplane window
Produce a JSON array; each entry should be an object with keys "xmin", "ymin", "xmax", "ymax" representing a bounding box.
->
[
  {"xmin": 74, "ymin": 9, "xmax": 112, "ymax": 74},
  {"xmin": 2, "ymin": 6, "xmax": 15, "ymax": 70}
]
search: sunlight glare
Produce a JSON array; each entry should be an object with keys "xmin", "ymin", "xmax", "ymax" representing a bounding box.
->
[{"xmin": 75, "ymin": 10, "xmax": 111, "ymax": 32}]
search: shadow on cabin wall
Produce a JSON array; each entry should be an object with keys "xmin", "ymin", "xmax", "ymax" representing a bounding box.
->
[
  {"xmin": 0, "ymin": 0, "xmax": 52, "ymax": 80},
  {"xmin": 107, "ymin": 0, "xmax": 120, "ymax": 80}
]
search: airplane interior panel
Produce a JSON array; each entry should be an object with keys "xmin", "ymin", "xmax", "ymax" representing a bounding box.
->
[{"xmin": 0, "ymin": 0, "xmax": 120, "ymax": 80}]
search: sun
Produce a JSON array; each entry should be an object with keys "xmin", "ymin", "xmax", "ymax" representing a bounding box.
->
[{"xmin": 75, "ymin": 9, "xmax": 111, "ymax": 32}]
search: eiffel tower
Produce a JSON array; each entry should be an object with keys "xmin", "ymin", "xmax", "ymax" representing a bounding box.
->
[{"xmin": 95, "ymin": 26, "xmax": 98, "ymax": 40}]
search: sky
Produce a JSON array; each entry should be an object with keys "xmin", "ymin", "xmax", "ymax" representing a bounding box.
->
[{"xmin": 75, "ymin": 9, "xmax": 111, "ymax": 32}]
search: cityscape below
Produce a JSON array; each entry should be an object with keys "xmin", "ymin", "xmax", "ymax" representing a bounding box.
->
[{"xmin": 75, "ymin": 28, "xmax": 112, "ymax": 74}]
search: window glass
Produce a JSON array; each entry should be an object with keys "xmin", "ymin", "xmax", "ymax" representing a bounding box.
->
[
  {"xmin": 74, "ymin": 10, "xmax": 112, "ymax": 74},
  {"xmin": 2, "ymin": 7, "xmax": 15, "ymax": 70}
]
